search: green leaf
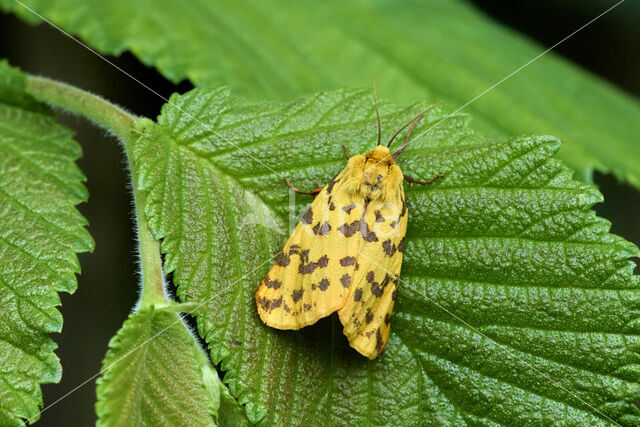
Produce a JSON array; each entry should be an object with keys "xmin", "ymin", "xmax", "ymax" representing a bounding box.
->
[
  {"xmin": 0, "ymin": 61, "xmax": 50, "ymax": 114},
  {"xmin": 131, "ymin": 87, "xmax": 640, "ymax": 425},
  {"xmin": 95, "ymin": 306, "xmax": 240, "ymax": 426},
  {"xmin": 0, "ymin": 61, "xmax": 92, "ymax": 425},
  {"xmin": 3, "ymin": 0, "xmax": 640, "ymax": 186},
  {"xmin": 218, "ymin": 381, "xmax": 251, "ymax": 427}
]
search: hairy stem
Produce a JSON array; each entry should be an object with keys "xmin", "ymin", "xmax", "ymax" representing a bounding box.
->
[
  {"xmin": 25, "ymin": 75, "xmax": 166, "ymax": 305},
  {"xmin": 26, "ymin": 76, "xmax": 135, "ymax": 148},
  {"xmin": 135, "ymin": 188, "xmax": 167, "ymax": 307}
]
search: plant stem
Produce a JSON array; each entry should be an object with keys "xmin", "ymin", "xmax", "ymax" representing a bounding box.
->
[
  {"xmin": 135, "ymin": 188, "xmax": 167, "ymax": 307},
  {"xmin": 26, "ymin": 75, "xmax": 167, "ymax": 306},
  {"xmin": 26, "ymin": 75, "xmax": 136, "ymax": 150}
]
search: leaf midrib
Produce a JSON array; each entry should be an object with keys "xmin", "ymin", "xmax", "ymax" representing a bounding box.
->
[
  {"xmin": 394, "ymin": 307, "xmax": 634, "ymax": 349},
  {"xmin": 400, "ymin": 273, "xmax": 635, "ymax": 293}
]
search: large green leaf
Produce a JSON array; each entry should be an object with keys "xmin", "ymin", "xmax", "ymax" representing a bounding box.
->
[
  {"xmin": 95, "ymin": 305, "xmax": 246, "ymax": 426},
  {"xmin": 131, "ymin": 87, "xmax": 640, "ymax": 425},
  {"xmin": 2, "ymin": 0, "xmax": 640, "ymax": 186},
  {"xmin": 0, "ymin": 61, "xmax": 92, "ymax": 425}
]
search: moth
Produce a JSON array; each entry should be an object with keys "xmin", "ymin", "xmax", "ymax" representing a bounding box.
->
[{"xmin": 255, "ymin": 93, "xmax": 442, "ymax": 359}]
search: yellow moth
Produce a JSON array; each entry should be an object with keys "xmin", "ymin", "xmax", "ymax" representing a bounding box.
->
[{"xmin": 255, "ymin": 94, "xmax": 442, "ymax": 359}]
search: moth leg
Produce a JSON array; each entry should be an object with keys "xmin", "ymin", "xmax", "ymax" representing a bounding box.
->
[
  {"xmin": 403, "ymin": 172, "xmax": 444, "ymax": 185},
  {"xmin": 285, "ymin": 178, "xmax": 323, "ymax": 195},
  {"xmin": 342, "ymin": 144, "xmax": 350, "ymax": 160}
]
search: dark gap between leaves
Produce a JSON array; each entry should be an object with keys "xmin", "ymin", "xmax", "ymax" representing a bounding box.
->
[{"xmin": 593, "ymin": 172, "xmax": 640, "ymax": 275}]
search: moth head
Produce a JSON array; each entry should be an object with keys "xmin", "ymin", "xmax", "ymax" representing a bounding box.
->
[{"xmin": 359, "ymin": 146, "xmax": 403, "ymax": 200}]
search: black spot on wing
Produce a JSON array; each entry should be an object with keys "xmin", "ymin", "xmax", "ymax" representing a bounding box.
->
[
  {"xmin": 340, "ymin": 256, "xmax": 356, "ymax": 266},
  {"xmin": 366, "ymin": 271, "xmax": 375, "ymax": 283},
  {"xmin": 382, "ymin": 240, "xmax": 396, "ymax": 256},
  {"xmin": 339, "ymin": 220, "xmax": 360, "ymax": 237},
  {"xmin": 342, "ymin": 203, "xmax": 356, "ymax": 214},
  {"xmin": 288, "ymin": 245, "xmax": 301, "ymax": 256},
  {"xmin": 327, "ymin": 178, "xmax": 337, "ymax": 194},
  {"xmin": 292, "ymin": 288, "xmax": 304, "ymax": 302},
  {"xmin": 256, "ymin": 295, "xmax": 268, "ymax": 310},
  {"xmin": 312, "ymin": 221, "xmax": 331, "ymax": 236},
  {"xmin": 318, "ymin": 278, "xmax": 330, "ymax": 291},
  {"xmin": 299, "ymin": 255, "xmax": 329, "ymax": 274},
  {"xmin": 264, "ymin": 276, "xmax": 282, "ymax": 289},
  {"xmin": 371, "ymin": 281, "xmax": 383, "ymax": 297},
  {"xmin": 371, "ymin": 274, "xmax": 391, "ymax": 298},
  {"xmin": 257, "ymin": 295, "xmax": 283, "ymax": 313},
  {"xmin": 361, "ymin": 222, "xmax": 378, "ymax": 242},
  {"xmin": 375, "ymin": 328, "xmax": 384, "ymax": 351},
  {"xmin": 276, "ymin": 252, "xmax": 290, "ymax": 267},
  {"xmin": 384, "ymin": 313, "xmax": 392, "ymax": 325},
  {"xmin": 374, "ymin": 210, "xmax": 384, "ymax": 223},
  {"xmin": 340, "ymin": 274, "xmax": 351, "ymax": 288},
  {"xmin": 391, "ymin": 276, "xmax": 399, "ymax": 300},
  {"xmin": 389, "ymin": 274, "xmax": 400, "ymax": 301},
  {"xmin": 398, "ymin": 237, "xmax": 405, "ymax": 253},
  {"xmin": 301, "ymin": 207, "xmax": 313, "ymax": 224},
  {"xmin": 270, "ymin": 297, "xmax": 282, "ymax": 311},
  {"xmin": 354, "ymin": 288, "xmax": 363, "ymax": 302},
  {"xmin": 365, "ymin": 309, "xmax": 373, "ymax": 324},
  {"xmin": 382, "ymin": 274, "xmax": 392, "ymax": 287},
  {"xmin": 318, "ymin": 255, "xmax": 329, "ymax": 268}
]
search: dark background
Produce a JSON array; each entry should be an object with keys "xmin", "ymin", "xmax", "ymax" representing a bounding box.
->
[{"xmin": 0, "ymin": 1, "xmax": 638, "ymax": 425}]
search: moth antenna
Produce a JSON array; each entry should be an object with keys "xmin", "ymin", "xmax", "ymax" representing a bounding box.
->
[
  {"xmin": 388, "ymin": 101, "xmax": 442, "ymax": 156},
  {"xmin": 373, "ymin": 77, "xmax": 381, "ymax": 147},
  {"xmin": 387, "ymin": 112, "xmax": 421, "ymax": 149},
  {"xmin": 390, "ymin": 113, "xmax": 424, "ymax": 158}
]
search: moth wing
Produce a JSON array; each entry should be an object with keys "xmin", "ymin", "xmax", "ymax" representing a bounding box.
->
[
  {"xmin": 338, "ymin": 189, "xmax": 408, "ymax": 359},
  {"xmin": 256, "ymin": 170, "xmax": 365, "ymax": 329}
]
